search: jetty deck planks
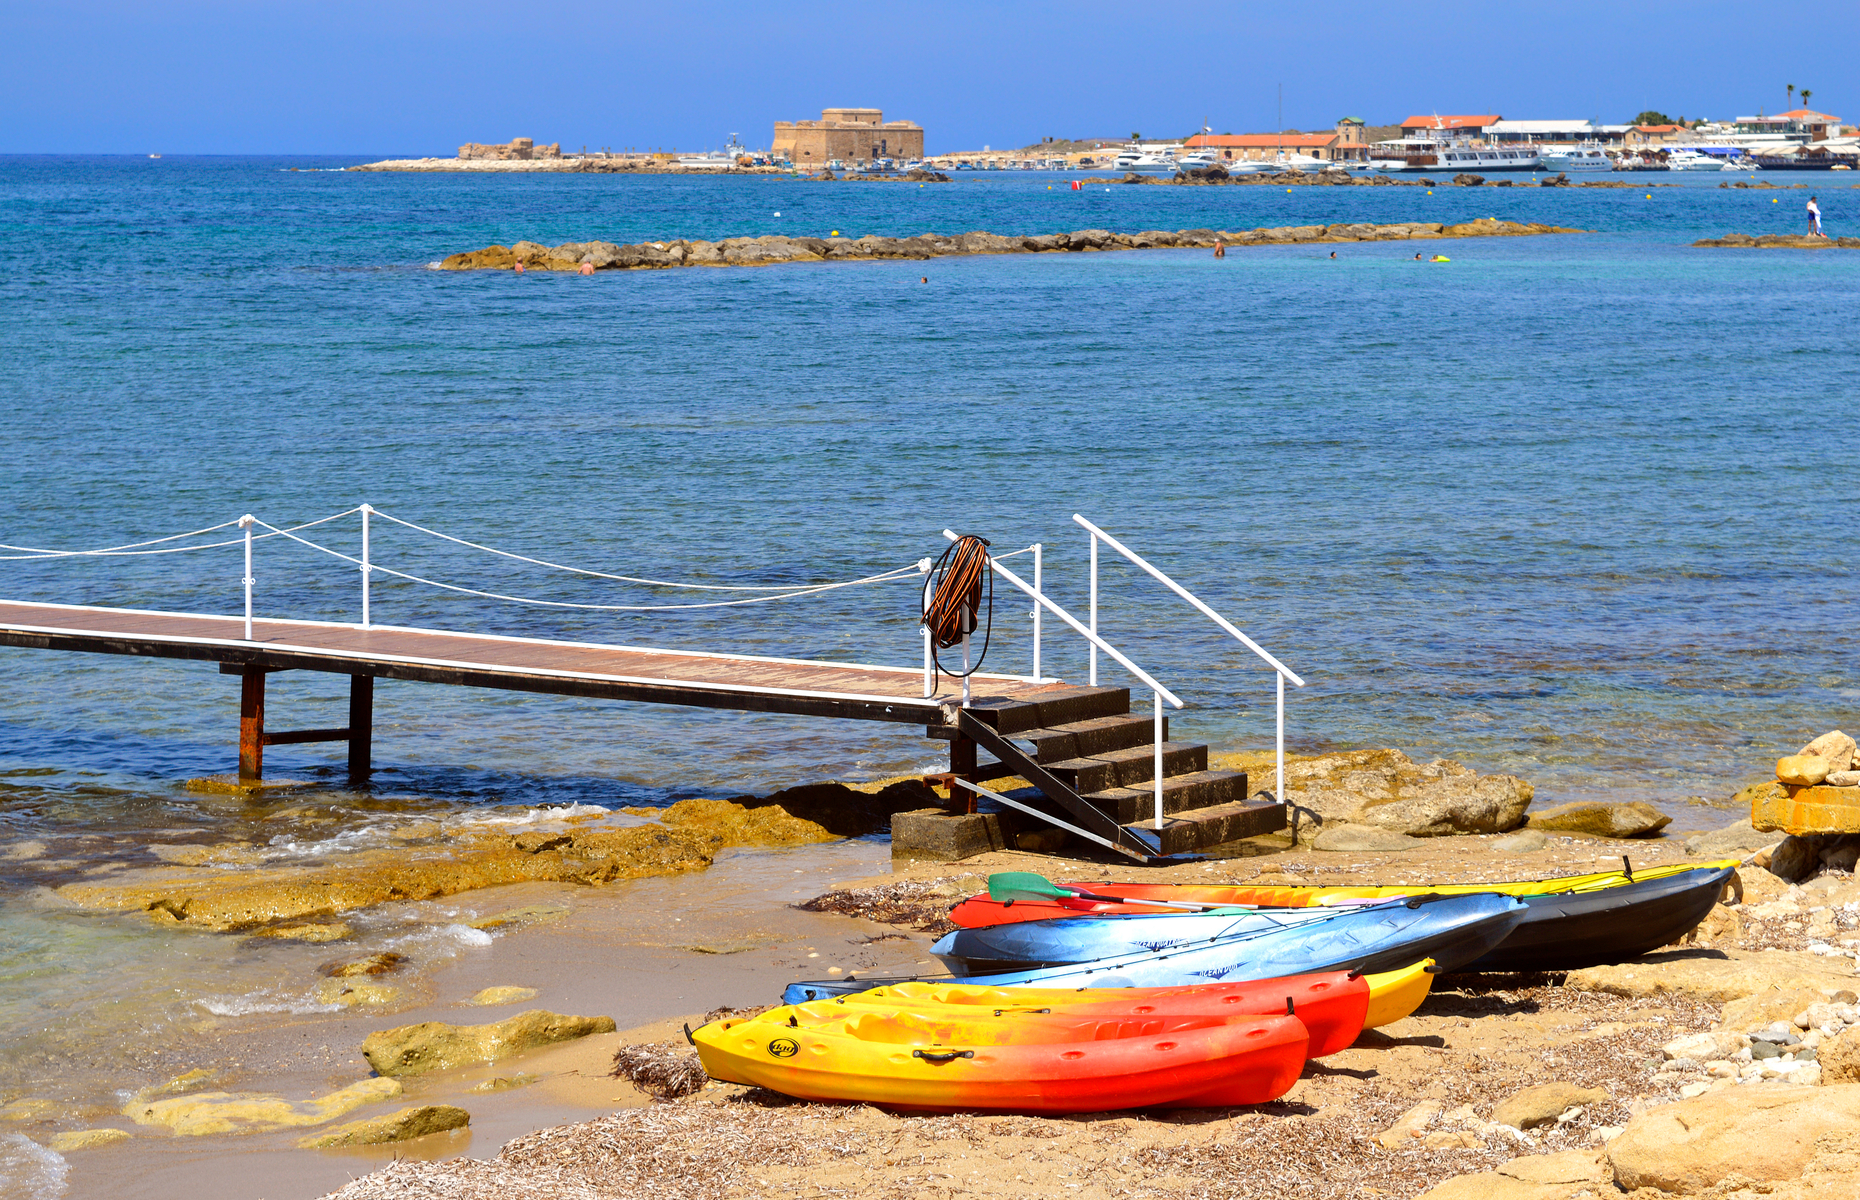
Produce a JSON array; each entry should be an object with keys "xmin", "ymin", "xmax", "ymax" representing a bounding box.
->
[{"xmin": 0, "ymin": 599, "xmax": 1085, "ymax": 724}]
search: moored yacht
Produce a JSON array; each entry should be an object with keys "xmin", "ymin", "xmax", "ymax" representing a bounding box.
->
[
  {"xmin": 1665, "ymin": 148, "xmax": 1723, "ymax": 171},
  {"xmin": 1540, "ymin": 145, "xmax": 1613, "ymax": 172},
  {"xmin": 1111, "ymin": 143, "xmax": 1178, "ymax": 172}
]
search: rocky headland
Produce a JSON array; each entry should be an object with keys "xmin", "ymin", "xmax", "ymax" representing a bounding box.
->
[
  {"xmin": 437, "ymin": 218, "xmax": 1581, "ymax": 273},
  {"xmin": 1103, "ymin": 168, "xmax": 1640, "ymax": 189}
]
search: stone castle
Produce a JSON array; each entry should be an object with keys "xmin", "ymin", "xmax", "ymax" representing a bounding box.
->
[
  {"xmin": 459, "ymin": 138, "xmax": 562, "ymax": 161},
  {"xmin": 772, "ymin": 109, "xmax": 924, "ymax": 165}
]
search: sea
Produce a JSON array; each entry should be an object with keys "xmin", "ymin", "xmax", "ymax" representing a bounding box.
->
[{"xmin": 0, "ymin": 155, "xmax": 1856, "ymax": 1193}]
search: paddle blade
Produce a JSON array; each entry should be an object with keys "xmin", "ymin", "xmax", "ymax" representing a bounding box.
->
[{"xmin": 986, "ymin": 871, "xmax": 1074, "ymax": 901}]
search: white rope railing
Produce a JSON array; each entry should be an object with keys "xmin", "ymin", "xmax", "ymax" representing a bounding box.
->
[
  {"xmin": 248, "ymin": 518, "xmax": 926, "ymax": 613},
  {"xmin": 0, "ymin": 509, "xmax": 362, "ymax": 561}
]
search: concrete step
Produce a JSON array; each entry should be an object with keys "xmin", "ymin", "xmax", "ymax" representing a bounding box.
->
[
  {"xmin": 963, "ymin": 687, "xmax": 1130, "ymax": 735},
  {"xmin": 1011, "ymin": 714, "xmax": 1167, "ymax": 763},
  {"xmin": 1086, "ymin": 769, "xmax": 1250, "ymax": 825},
  {"xmin": 1043, "ymin": 742, "xmax": 1207, "ymax": 794},
  {"xmin": 1122, "ymin": 797, "xmax": 1288, "ymax": 856}
]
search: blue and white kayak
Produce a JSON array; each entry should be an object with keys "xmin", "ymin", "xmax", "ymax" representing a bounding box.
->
[
  {"xmin": 783, "ymin": 893, "xmax": 1527, "ymax": 1005},
  {"xmin": 932, "ymin": 905, "xmax": 1351, "ymax": 975}
]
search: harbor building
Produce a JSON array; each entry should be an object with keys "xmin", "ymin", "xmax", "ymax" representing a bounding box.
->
[
  {"xmin": 1399, "ymin": 114, "xmax": 1501, "ymax": 139},
  {"xmin": 772, "ymin": 109, "xmax": 925, "ymax": 166},
  {"xmin": 1183, "ymin": 118, "xmax": 1368, "ymax": 163},
  {"xmin": 1734, "ymin": 109, "xmax": 1843, "ymax": 142},
  {"xmin": 1484, "ymin": 120, "xmax": 1626, "ymax": 148}
]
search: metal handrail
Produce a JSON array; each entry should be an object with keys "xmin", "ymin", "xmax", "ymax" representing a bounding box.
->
[
  {"xmin": 1073, "ymin": 515, "xmax": 1304, "ymax": 686},
  {"xmin": 1073, "ymin": 514, "xmax": 1304, "ymax": 809},
  {"xmin": 940, "ymin": 531, "xmax": 1182, "ymax": 708}
]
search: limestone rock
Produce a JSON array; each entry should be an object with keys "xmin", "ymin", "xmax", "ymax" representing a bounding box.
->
[
  {"xmin": 469, "ymin": 903, "xmax": 569, "ymax": 931},
  {"xmin": 1802, "ymin": 731, "xmax": 1856, "ymax": 773},
  {"xmin": 298, "ymin": 1104, "xmax": 469, "ymax": 1148},
  {"xmin": 468, "ymin": 986, "xmax": 539, "ymax": 1006},
  {"xmin": 1663, "ymin": 1030, "xmax": 1746, "ymax": 1061},
  {"xmin": 47, "ymin": 1129, "xmax": 130, "ymax": 1152},
  {"xmin": 1565, "ymin": 948, "xmax": 1859, "ymax": 1005},
  {"xmin": 324, "ymin": 952, "xmax": 405, "ymax": 978},
  {"xmin": 1500, "ymin": 1150, "xmax": 1611, "ymax": 1185},
  {"xmin": 1492, "ymin": 1082, "xmax": 1606, "ymax": 1130},
  {"xmin": 54, "ymin": 825, "xmax": 712, "ymax": 931},
  {"xmin": 1827, "ymin": 770, "xmax": 1860, "ymax": 787},
  {"xmin": 1769, "ymin": 834, "xmax": 1824, "ymax": 882},
  {"xmin": 1721, "ymin": 985, "xmax": 1851, "ymax": 1032},
  {"xmin": 621, "ymin": 797, "xmax": 836, "ymax": 848},
  {"xmin": 1684, "ymin": 814, "xmax": 1774, "ymax": 859},
  {"xmin": 127, "ymin": 1078, "xmax": 402, "ymax": 1136},
  {"xmin": 1607, "ymin": 1084, "xmax": 1860, "ymax": 1193},
  {"xmin": 1823, "ymin": 1028, "xmax": 1860, "ymax": 1084},
  {"xmin": 1311, "ymin": 823, "xmax": 1420, "ymax": 852},
  {"xmin": 1375, "ymin": 1098, "xmax": 1441, "ymax": 1147},
  {"xmin": 362, "ymin": 1010, "xmax": 616, "ymax": 1078},
  {"xmin": 131, "ymin": 1069, "xmax": 216, "ymax": 1102},
  {"xmin": 315, "ymin": 978, "xmax": 400, "ymax": 1008},
  {"xmin": 1778, "ymin": 755, "xmax": 1830, "ymax": 786},
  {"xmin": 1413, "ymin": 1172, "xmax": 1596, "ymax": 1200},
  {"xmin": 470, "ymin": 1073, "xmax": 537, "ymax": 1092},
  {"xmin": 1282, "ymin": 748, "xmax": 1532, "ymax": 839},
  {"xmin": 249, "ymin": 921, "xmax": 353, "ymax": 943},
  {"xmin": 1492, "ymin": 829, "xmax": 1549, "ymax": 852},
  {"xmin": 1527, "ymin": 801, "xmax": 1670, "ymax": 838}
]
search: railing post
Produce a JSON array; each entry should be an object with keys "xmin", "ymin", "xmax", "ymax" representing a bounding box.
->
[
  {"xmin": 360, "ymin": 503, "xmax": 373, "ymax": 628},
  {"xmin": 240, "ymin": 515, "xmax": 255, "ymax": 641},
  {"xmin": 1031, "ymin": 543, "xmax": 1042, "ymax": 682},
  {"xmin": 1088, "ymin": 532, "xmax": 1098, "ymax": 686},
  {"xmin": 920, "ymin": 559, "xmax": 934, "ymax": 699},
  {"xmin": 1276, "ymin": 671, "xmax": 1286, "ymax": 805},
  {"xmin": 1154, "ymin": 689, "xmax": 1164, "ymax": 830},
  {"xmin": 961, "ymin": 603, "xmax": 972, "ymax": 709}
]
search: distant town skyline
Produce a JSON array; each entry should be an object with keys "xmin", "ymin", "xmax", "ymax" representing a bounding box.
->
[{"xmin": 4, "ymin": 0, "xmax": 1854, "ymax": 154}]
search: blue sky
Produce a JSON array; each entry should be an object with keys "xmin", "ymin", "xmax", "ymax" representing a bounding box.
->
[{"xmin": 3, "ymin": 0, "xmax": 1855, "ymax": 154}]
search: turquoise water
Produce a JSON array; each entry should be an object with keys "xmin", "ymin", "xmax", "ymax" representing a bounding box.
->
[
  {"xmin": 4, "ymin": 157, "xmax": 1854, "ymax": 808},
  {"xmin": 0, "ymin": 158, "xmax": 1856, "ymax": 1128}
]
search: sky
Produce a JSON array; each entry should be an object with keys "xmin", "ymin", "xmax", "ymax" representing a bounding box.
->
[{"xmin": 3, "ymin": 0, "xmax": 1856, "ymax": 154}]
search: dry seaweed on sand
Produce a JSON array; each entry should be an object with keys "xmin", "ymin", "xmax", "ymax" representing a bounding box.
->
[
  {"xmin": 610, "ymin": 1041, "xmax": 709, "ymax": 1101},
  {"xmin": 794, "ymin": 879, "xmax": 958, "ymax": 935}
]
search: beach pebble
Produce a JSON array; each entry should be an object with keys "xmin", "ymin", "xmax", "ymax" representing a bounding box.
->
[
  {"xmin": 1678, "ymin": 1082, "xmax": 1713, "ymax": 1099},
  {"xmin": 1750, "ymin": 1041, "xmax": 1783, "ymax": 1060},
  {"xmin": 1492, "ymin": 829, "xmax": 1549, "ymax": 853},
  {"xmin": 1493, "ymin": 1083, "xmax": 1606, "ymax": 1130},
  {"xmin": 1777, "ymin": 755, "xmax": 1830, "ymax": 787},
  {"xmin": 1705, "ymin": 1060, "xmax": 1738, "ymax": 1078},
  {"xmin": 467, "ymin": 986, "xmax": 539, "ymax": 1007}
]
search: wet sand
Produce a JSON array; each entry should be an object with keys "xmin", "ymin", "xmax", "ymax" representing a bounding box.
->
[{"xmin": 58, "ymin": 839, "xmax": 934, "ymax": 1200}]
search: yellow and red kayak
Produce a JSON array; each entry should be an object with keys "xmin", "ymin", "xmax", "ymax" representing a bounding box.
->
[
  {"xmin": 834, "ymin": 968, "xmax": 1365, "ymax": 1055},
  {"xmin": 693, "ymin": 1001, "xmax": 1309, "ymax": 1112}
]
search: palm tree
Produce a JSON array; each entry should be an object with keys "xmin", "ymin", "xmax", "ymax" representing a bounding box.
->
[
  {"xmin": 1787, "ymin": 84, "xmax": 1795, "ymax": 107},
  {"xmin": 1800, "ymin": 89, "xmax": 1813, "ymax": 110}
]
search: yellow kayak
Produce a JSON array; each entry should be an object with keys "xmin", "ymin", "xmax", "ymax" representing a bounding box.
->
[{"xmin": 693, "ymin": 1000, "xmax": 1309, "ymax": 1112}]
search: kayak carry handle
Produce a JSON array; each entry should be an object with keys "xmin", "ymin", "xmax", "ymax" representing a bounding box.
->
[
  {"xmin": 788, "ymin": 1014, "xmax": 798, "ymax": 1028},
  {"xmin": 1622, "ymin": 855, "xmax": 1633, "ymax": 882},
  {"xmin": 992, "ymin": 1007, "xmax": 1053, "ymax": 1016},
  {"xmin": 1286, "ymin": 997, "xmax": 1295, "ymax": 1016},
  {"xmin": 913, "ymin": 1049, "xmax": 975, "ymax": 1062},
  {"xmin": 683, "ymin": 1023, "xmax": 695, "ymax": 1046}
]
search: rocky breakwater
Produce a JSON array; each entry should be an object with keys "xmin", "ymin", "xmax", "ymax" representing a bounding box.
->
[
  {"xmin": 50, "ymin": 781, "xmax": 934, "ymax": 932},
  {"xmin": 1748, "ymin": 727, "xmax": 1860, "ymax": 881},
  {"xmin": 439, "ymin": 219, "xmax": 1579, "ymax": 273},
  {"xmin": 1695, "ymin": 232, "xmax": 1860, "ymax": 248}
]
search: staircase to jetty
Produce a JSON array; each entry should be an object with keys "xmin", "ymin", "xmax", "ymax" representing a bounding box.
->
[
  {"xmin": 919, "ymin": 517, "xmax": 1303, "ymax": 863},
  {"xmin": 930, "ymin": 686, "xmax": 1282, "ymax": 859}
]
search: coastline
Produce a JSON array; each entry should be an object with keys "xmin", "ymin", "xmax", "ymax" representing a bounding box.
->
[{"xmin": 346, "ymin": 157, "xmax": 788, "ymax": 175}]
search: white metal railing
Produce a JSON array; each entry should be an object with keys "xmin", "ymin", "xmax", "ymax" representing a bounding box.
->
[
  {"xmin": 943, "ymin": 529, "xmax": 1182, "ymax": 830},
  {"xmin": 1074, "ymin": 514, "xmax": 1305, "ymax": 807}
]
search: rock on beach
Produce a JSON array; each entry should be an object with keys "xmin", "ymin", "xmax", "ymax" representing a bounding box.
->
[
  {"xmin": 299, "ymin": 1104, "xmax": 470, "ymax": 1149},
  {"xmin": 362, "ymin": 1010, "xmax": 616, "ymax": 1078}
]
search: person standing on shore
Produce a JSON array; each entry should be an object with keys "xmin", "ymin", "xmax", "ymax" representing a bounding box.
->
[{"xmin": 1808, "ymin": 195, "xmax": 1823, "ymax": 237}]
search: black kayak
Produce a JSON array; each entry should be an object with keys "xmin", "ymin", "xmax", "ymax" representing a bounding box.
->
[{"xmin": 1454, "ymin": 862, "xmax": 1739, "ymax": 972}]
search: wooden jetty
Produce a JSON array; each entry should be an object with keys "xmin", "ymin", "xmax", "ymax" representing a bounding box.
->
[{"xmin": 0, "ymin": 597, "xmax": 1284, "ymax": 861}]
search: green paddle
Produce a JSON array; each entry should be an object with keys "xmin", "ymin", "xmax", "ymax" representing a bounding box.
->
[{"xmin": 985, "ymin": 871, "xmax": 1246, "ymax": 912}]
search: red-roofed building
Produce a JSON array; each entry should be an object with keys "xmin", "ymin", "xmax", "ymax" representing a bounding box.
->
[
  {"xmin": 1184, "ymin": 119, "xmax": 1368, "ymax": 162},
  {"xmin": 1734, "ymin": 109, "xmax": 1842, "ymax": 140},
  {"xmin": 1399, "ymin": 115, "xmax": 1501, "ymax": 138}
]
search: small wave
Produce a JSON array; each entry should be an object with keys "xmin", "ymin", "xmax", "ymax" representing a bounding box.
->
[
  {"xmin": 0, "ymin": 1134, "xmax": 68, "ymax": 1199},
  {"xmin": 451, "ymin": 803, "xmax": 612, "ymax": 827},
  {"xmin": 385, "ymin": 922, "xmax": 493, "ymax": 951},
  {"xmin": 196, "ymin": 989, "xmax": 340, "ymax": 1017}
]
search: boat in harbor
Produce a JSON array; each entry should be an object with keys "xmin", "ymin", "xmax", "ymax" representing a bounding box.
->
[
  {"xmin": 1176, "ymin": 149, "xmax": 1223, "ymax": 171},
  {"xmin": 1666, "ymin": 148, "xmax": 1726, "ymax": 171},
  {"xmin": 677, "ymin": 134, "xmax": 750, "ymax": 170},
  {"xmin": 1112, "ymin": 143, "xmax": 1178, "ymax": 172},
  {"xmin": 1540, "ymin": 145, "xmax": 1613, "ymax": 172}
]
